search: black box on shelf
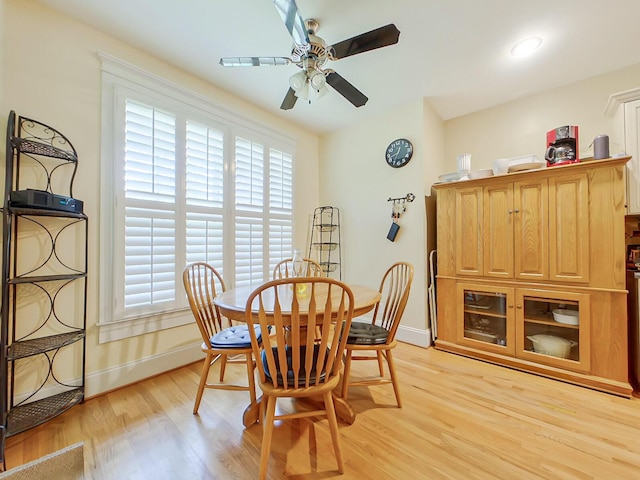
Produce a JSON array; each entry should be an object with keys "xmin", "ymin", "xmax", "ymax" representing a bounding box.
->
[{"xmin": 10, "ymin": 189, "xmax": 84, "ymax": 214}]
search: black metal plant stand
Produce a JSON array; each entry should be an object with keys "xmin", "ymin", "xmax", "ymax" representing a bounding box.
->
[{"xmin": 308, "ymin": 206, "xmax": 341, "ymax": 279}]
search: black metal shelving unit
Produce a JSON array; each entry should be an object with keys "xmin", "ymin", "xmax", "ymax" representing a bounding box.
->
[
  {"xmin": 308, "ymin": 206, "xmax": 341, "ymax": 279},
  {"xmin": 1, "ymin": 111, "xmax": 87, "ymax": 469}
]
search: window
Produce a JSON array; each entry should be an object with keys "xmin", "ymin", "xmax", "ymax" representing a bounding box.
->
[{"xmin": 99, "ymin": 55, "xmax": 294, "ymax": 342}]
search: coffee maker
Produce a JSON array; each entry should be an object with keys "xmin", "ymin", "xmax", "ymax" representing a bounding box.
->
[{"xmin": 545, "ymin": 125, "xmax": 579, "ymax": 167}]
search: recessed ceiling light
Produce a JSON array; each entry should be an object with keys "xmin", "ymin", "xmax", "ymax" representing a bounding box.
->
[{"xmin": 511, "ymin": 36, "xmax": 542, "ymax": 57}]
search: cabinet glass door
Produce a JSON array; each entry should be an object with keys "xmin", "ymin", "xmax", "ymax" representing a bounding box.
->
[
  {"xmin": 516, "ymin": 290, "xmax": 590, "ymax": 372},
  {"xmin": 457, "ymin": 284, "xmax": 514, "ymax": 354}
]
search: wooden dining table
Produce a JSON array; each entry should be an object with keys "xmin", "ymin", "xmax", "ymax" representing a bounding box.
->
[{"xmin": 214, "ymin": 282, "xmax": 381, "ymax": 427}]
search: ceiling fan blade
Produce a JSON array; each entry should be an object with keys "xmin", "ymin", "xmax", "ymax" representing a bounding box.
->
[
  {"xmin": 330, "ymin": 24, "xmax": 400, "ymax": 60},
  {"xmin": 326, "ymin": 71, "xmax": 368, "ymax": 107},
  {"xmin": 280, "ymin": 87, "xmax": 298, "ymax": 110},
  {"xmin": 219, "ymin": 57, "xmax": 291, "ymax": 67},
  {"xmin": 272, "ymin": 0, "xmax": 310, "ymax": 47}
]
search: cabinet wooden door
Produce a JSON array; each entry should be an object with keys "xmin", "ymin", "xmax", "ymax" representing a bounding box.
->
[
  {"xmin": 548, "ymin": 173, "xmax": 589, "ymax": 283},
  {"xmin": 456, "ymin": 282, "xmax": 515, "ymax": 355},
  {"xmin": 455, "ymin": 186, "xmax": 483, "ymax": 276},
  {"xmin": 513, "ymin": 179, "xmax": 548, "ymax": 280},
  {"xmin": 515, "ymin": 288, "xmax": 590, "ymax": 373},
  {"xmin": 483, "ymin": 183, "xmax": 513, "ymax": 278}
]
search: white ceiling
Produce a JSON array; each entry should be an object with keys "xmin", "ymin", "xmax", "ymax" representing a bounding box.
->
[{"xmin": 36, "ymin": 0, "xmax": 640, "ymax": 134}]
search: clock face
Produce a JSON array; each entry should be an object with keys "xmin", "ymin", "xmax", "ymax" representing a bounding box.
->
[{"xmin": 385, "ymin": 138, "xmax": 413, "ymax": 168}]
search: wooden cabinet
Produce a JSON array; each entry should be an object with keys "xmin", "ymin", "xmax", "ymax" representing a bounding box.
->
[
  {"xmin": 515, "ymin": 288, "xmax": 590, "ymax": 373},
  {"xmin": 513, "ymin": 179, "xmax": 549, "ymax": 280},
  {"xmin": 456, "ymin": 173, "xmax": 588, "ymax": 282},
  {"xmin": 457, "ymin": 283, "xmax": 515, "ymax": 355},
  {"xmin": 484, "ymin": 179, "xmax": 549, "ymax": 280},
  {"xmin": 456, "ymin": 283, "xmax": 591, "ymax": 373},
  {"xmin": 548, "ymin": 173, "xmax": 589, "ymax": 282},
  {"xmin": 483, "ymin": 183, "xmax": 513, "ymax": 278},
  {"xmin": 455, "ymin": 186, "xmax": 483, "ymax": 276},
  {"xmin": 434, "ymin": 157, "xmax": 631, "ymax": 396}
]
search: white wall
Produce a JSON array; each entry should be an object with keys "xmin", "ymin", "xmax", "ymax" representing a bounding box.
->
[
  {"xmin": 319, "ymin": 99, "xmax": 445, "ymax": 346},
  {"xmin": 1, "ymin": 0, "xmax": 320, "ymax": 396},
  {"xmin": 443, "ymin": 63, "xmax": 640, "ymax": 173}
]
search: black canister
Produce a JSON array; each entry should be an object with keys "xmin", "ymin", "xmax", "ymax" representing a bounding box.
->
[{"xmin": 594, "ymin": 134, "xmax": 610, "ymax": 160}]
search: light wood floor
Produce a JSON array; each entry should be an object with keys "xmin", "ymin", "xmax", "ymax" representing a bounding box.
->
[{"xmin": 4, "ymin": 342, "xmax": 640, "ymax": 479}]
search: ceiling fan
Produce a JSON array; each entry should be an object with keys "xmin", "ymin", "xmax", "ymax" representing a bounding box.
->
[{"xmin": 219, "ymin": 0, "xmax": 400, "ymax": 110}]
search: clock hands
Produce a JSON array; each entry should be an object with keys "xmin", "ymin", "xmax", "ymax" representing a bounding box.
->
[{"xmin": 388, "ymin": 144, "xmax": 402, "ymax": 161}]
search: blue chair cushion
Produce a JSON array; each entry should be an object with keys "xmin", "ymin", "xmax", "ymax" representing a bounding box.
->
[
  {"xmin": 346, "ymin": 322, "xmax": 389, "ymax": 345},
  {"xmin": 261, "ymin": 345, "xmax": 328, "ymax": 387},
  {"xmin": 210, "ymin": 324, "xmax": 262, "ymax": 348}
]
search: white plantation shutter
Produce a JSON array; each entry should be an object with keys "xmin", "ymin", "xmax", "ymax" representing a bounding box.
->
[
  {"xmin": 269, "ymin": 149, "xmax": 293, "ymax": 213},
  {"xmin": 124, "ymin": 207, "xmax": 176, "ymax": 308},
  {"xmin": 124, "ymin": 102, "xmax": 176, "ymax": 202},
  {"xmin": 185, "ymin": 121, "xmax": 225, "ymax": 273},
  {"xmin": 235, "ymin": 137, "xmax": 264, "ymax": 211},
  {"xmin": 269, "ymin": 219, "xmax": 293, "ymax": 274},
  {"xmin": 185, "ymin": 121, "xmax": 224, "ymax": 208},
  {"xmin": 123, "ymin": 101, "xmax": 177, "ymax": 314},
  {"xmin": 105, "ymin": 80, "xmax": 294, "ymax": 329},
  {"xmin": 186, "ymin": 213, "xmax": 224, "ymax": 270},
  {"xmin": 234, "ymin": 218, "xmax": 265, "ymax": 288},
  {"xmin": 268, "ymin": 148, "xmax": 293, "ymax": 273},
  {"xmin": 234, "ymin": 136, "xmax": 265, "ymax": 287}
]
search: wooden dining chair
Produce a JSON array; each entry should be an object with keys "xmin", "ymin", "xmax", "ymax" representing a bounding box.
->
[
  {"xmin": 183, "ymin": 262, "xmax": 260, "ymax": 415},
  {"xmin": 272, "ymin": 257, "xmax": 323, "ymax": 279},
  {"xmin": 244, "ymin": 277, "xmax": 354, "ymax": 480},
  {"xmin": 340, "ymin": 261, "xmax": 414, "ymax": 407}
]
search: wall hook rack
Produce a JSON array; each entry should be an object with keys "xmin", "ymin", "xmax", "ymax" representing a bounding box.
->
[
  {"xmin": 387, "ymin": 193, "xmax": 415, "ymax": 203},
  {"xmin": 387, "ymin": 193, "xmax": 415, "ymax": 223}
]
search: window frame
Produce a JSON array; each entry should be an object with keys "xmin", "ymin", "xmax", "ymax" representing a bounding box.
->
[{"xmin": 98, "ymin": 53, "xmax": 295, "ymax": 343}]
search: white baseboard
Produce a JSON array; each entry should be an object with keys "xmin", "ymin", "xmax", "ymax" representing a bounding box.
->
[
  {"xmin": 396, "ymin": 325, "xmax": 432, "ymax": 348},
  {"xmin": 85, "ymin": 342, "xmax": 202, "ymax": 398}
]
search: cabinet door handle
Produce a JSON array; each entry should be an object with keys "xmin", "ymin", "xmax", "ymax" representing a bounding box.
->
[
  {"xmin": 516, "ymin": 305, "xmax": 523, "ymax": 309},
  {"xmin": 508, "ymin": 209, "xmax": 520, "ymax": 214}
]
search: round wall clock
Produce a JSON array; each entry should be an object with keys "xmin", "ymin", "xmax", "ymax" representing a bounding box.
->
[{"xmin": 385, "ymin": 138, "xmax": 413, "ymax": 168}]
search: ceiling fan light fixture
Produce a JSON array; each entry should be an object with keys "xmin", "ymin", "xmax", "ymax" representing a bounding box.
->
[
  {"xmin": 294, "ymin": 83, "xmax": 310, "ymax": 101},
  {"xmin": 289, "ymin": 70, "xmax": 307, "ymax": 91},
  {"xmin": 315, "ymin": 84, "xmax": 329, "ymax": 99},
  {"xmin": 309, "ymin": 70, "xmax": 326, "ymax": 90}
]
